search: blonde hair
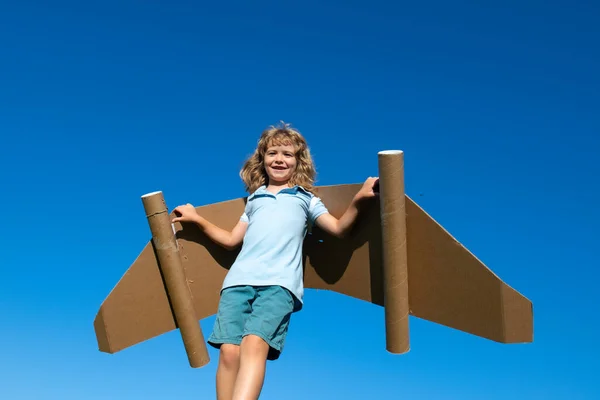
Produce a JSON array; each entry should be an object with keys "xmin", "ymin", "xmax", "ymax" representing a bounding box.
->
[{"xmin": 240, "ymin": 121, "xmax": 317, "ymax": 194}]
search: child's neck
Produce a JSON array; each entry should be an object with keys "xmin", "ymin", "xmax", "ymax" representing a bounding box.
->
[{"xmin": 266, "ymin": 181, "xmax": 292, "ymax": 194}]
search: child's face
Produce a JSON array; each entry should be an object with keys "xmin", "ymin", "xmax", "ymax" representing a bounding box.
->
[{"xmin": 263, "ymin": 143, "xmax": 297, "ymax": 185}]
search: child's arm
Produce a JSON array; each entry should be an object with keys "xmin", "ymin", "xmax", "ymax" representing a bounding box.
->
[
  {"xmin": 314, "ymin": 177, "xmax": 379, "ymax": 238},
  {"xmin": 172, "ymin": 203, "xmax": 248, "ymax": 250}
]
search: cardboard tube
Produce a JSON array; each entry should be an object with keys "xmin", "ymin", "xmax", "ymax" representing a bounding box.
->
[
  {"xmin": 377, "ymin": 150, "xmax": 410, "ymax": 354},
  {"xmin": 141, "ymin": 191, "xmax": 209, "ymax": 368}
]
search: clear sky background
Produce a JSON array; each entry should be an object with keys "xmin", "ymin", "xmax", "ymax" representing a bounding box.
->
[{"xmin": 1, "ymin": 0, "xmax": 599, "ymax": 399}]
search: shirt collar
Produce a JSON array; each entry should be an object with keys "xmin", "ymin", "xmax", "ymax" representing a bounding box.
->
[{"xmin": 249, "ymin": 184, "xmax": 310, "ymax": 199}]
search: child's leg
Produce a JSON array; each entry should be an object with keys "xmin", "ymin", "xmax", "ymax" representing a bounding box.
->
[
  {"xmin": 216, "ymin": 344, "xmax": 241, "ymax": 400},
  {"xmin": 207, "ymin": 286, "xmax": 254, "ymax": 400},
  {"xmin": 232, "ymin": 285, "xmax": 295, "ymax": 400},
  {"xmin": 231, "ymin": 334, "xmax": 270, "ymax": 400}
]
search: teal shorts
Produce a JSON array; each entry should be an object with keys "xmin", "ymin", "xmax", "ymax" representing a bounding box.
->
[{"xmin": 207, "ymin": 285, "xmax": 296, "ymax": 360}]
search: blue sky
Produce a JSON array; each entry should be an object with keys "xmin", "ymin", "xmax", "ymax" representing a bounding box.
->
[{"xmin": 1, "ymin": 0, "xmax": 598, "ymax": 398}]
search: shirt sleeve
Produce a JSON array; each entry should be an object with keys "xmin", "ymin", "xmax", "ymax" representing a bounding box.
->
[
  {"xmin": 240, "ymin": 198, "xmax": 252, "ymax": 223},
  {"xmin": 308, "ymin": 196, "xmax": 329, "ymax": 225}
]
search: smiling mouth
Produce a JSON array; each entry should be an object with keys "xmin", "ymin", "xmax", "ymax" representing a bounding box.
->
[{"xmin": 271, "ymin": 166, "xmax": 287, "ymax": 170}]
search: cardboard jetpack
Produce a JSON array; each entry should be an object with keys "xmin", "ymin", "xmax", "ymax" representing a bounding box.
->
[{"xmin": 93, "ymin": 151, "xmax": 533, "ymax": 368}]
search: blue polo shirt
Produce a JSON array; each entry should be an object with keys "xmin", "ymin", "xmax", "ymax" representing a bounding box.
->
[{"xmin": 221, "ymin": 185, "xmax": 329, "ymax": 308}]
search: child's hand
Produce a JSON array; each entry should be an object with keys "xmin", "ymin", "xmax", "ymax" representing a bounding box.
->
[
  {"xmin": 355, "ymin": 177, "xmax": 379, "ymax": 202},
  {"xmin": 172, "ymin": 203, "xmax": 200, "ymax": 224}
]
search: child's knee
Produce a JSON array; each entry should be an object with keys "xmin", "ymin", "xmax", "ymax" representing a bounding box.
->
[
  {"xmin": 241, "ymin": 334, "xmax": 270, "ymax": 356},
  {"xmin": 219, "ymin": 344, "xmax": 240, "ymax": 369}
]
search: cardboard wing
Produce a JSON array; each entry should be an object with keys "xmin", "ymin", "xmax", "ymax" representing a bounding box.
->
[{"xmin": 94, "ymin": 183, "xmax": 533, "ymax": 362}]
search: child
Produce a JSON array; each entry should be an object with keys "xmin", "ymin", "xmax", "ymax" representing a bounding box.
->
[{"xmin": 172, "ymin": 122, "xmax": 378, "ymax": 400}]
